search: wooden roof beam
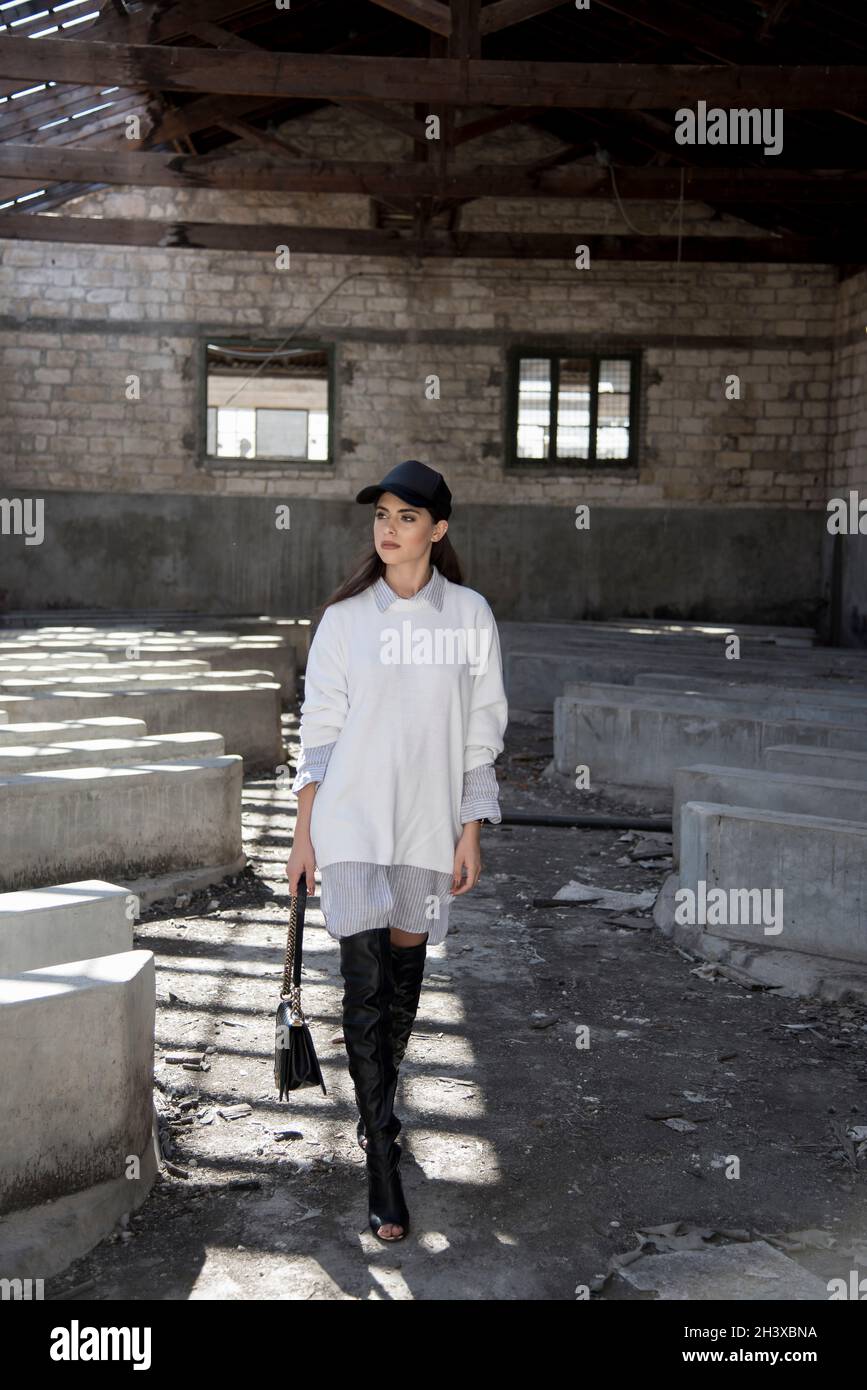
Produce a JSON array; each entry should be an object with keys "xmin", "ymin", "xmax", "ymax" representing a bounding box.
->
[
  {"xmin": 1, "ymin": 38, "xmax": 864, "ymax": 107},
  {"xmin": 0, "ymin": 212, "xmax": 857, "ymax": 261},
  {"xmin": 0, "ymin": 144, "xmax": 862, "ymax": 200}
]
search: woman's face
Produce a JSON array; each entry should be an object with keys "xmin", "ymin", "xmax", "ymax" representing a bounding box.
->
[{"xmin": 373, "ymin": 492, "xmax": 447, "ymax": 561}]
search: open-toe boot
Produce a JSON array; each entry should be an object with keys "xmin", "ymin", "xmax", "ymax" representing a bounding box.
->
[
  {"xmin": 339, "ymin": 928, "xmax": 409, "ymax": 1241},
  {"xmin": 356, "ymin": 936, "xmax": 427, "ymax": 1153}
]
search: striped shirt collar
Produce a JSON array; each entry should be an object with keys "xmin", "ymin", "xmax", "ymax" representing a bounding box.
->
[{"xmin": 372, "ymin": 564, "xmax": 446, "ymax": 612}]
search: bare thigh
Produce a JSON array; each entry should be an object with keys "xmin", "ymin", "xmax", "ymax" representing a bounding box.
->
[{"xmin": 389, "ymin": 926, "xmax": 429, "ymax": 948}]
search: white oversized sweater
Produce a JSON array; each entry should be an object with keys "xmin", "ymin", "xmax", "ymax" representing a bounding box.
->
[{"xmin": 294, "ymin": 565, "xmax": 509, "ymax": 877}]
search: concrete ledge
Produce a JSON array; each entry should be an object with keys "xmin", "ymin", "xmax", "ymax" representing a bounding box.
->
[
  {"xmin": 122, "ymin": 852, "xmax": 248, "ymax": 908},
  {"xmin": 0, "ymin": 659, "xmax": 210, "ymax": 678},
  {"xmin": 654, "ymin": 871, "xmax": 867, "ymax": 1005},
  {"xmin": 0, "ymin": 756, "xmax": 244, "ymax": 892},
  {"xmin": 679, "ymin": 801, "xmax": 867, "ymax": 966},
  {"xmin": 763, "ymin": 744, "xmax": 867, "ymax": 782},
  {"xmin": 554, "ymin": 696, "xmax": 867, "ymax": 791},
  {"xmin": 506, "ymin": 645, "xmax": 867, "ymax": 711},
  {"xmin": 635, "ymin": 672, "xmax": 867, "ymax": 710},
  {"xmin": 0, "ymin": 667, "xmax": 276, "ymax": 695},
  {"xmin": 672, "ymin": 764, "xmax": 867, "ymax": 863},
  {"xmin": 562, "ymin": 680, "xmax": 867, "ymax": 732},
  {"xmin": 0, "ymin": 685, "xmax": 282, "ymax": 772},
  {"xmin": 0, "ymin": 951, "xmax": 155, "ymax": 1252},
  {"xmin": 0, "ymin": 1120, "xmax": 158, "ymax": 1281},
  {"xmin": 0, "ymin": 880, "xmax": 133, "ymax": 974},
  {"xmin": 0, "ymin": 717, "xmax": 149, "ymax": 743},
  {"xmin": 0, "ymin": 730, "xmax": 225, "ymax": 774}
]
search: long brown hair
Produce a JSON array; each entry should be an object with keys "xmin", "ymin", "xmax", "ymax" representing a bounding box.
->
[{"xmin": 313, "ymin": 509, "xmax": 464, "ymax": 624}]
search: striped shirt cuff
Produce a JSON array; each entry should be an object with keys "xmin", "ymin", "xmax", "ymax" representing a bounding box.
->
[
  {"xmin": 291, "ymin": 740, "xmax": 336, "ymax": 794},
  {"xmin": 460, "ymin": 762, "xmax": 501, "ymax": 825}
]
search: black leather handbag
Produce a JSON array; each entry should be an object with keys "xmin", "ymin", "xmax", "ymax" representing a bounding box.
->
[{"xmin": 274, "ymin": 876, "xmax": 327, "ymax": 1099}]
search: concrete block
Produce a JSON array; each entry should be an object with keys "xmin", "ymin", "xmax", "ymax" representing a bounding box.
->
[
  {"xmin": 763, "ymin": 744, "xmax": 867, "ymax": 783},
  {"xmin": 635, "ymin": 672, "xmax": 867, "ymax": 711},
  {"xmin": 0, "ymin": 717, "xmax": 148, "ymax": 745},
  {"xmin": 0, "ymin": 880, "xmax": 133, "ymax": 974},
  {"xmin": 562, "ymin": 680, "xmax": 867, "ymax": 731},
  {"xmin": 0, "ymin": 950, "xmax": 156, "ymax": 1278},
  {"xmin": 679, "ymin": 801, "xmax": 867, "ymax": 965},
  {"xmin": 503, "ymin": 631, "xmax": 867, "ymax": 711},
  {"xmin": 0, "ymin": 731, "xmax": 225, "ymax": 774},
  {"xmin": 554, "ymin": 696, "xmax": 867, "ymax": 791},
  {"xmin": 0, "ymin": 756, "xmax": 244, "ymax": 893},
  {"xmin": 0, "ymin": 668, "xmax": 275, "ymax": 695},
  {"xmin": 672, "ymin": 764, "xmax": 867, "ymax": 863},
  {"xmin": 0, "ymin": 683, "xmax": 282, "ymax": 772},
  {"xmin": 0, "ymin": 659, "xmax": 209, "ymax": 679}
]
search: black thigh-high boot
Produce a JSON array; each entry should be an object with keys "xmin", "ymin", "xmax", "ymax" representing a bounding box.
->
[
  {"xmin": 356, "ymin": 936, "xmax": 427, "ymax": 1152},
  {"xmin": 339, "ymin": 928, "xmax": 409, "ymax": 1240}
]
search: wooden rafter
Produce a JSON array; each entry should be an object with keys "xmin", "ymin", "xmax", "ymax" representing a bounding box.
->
[
  {"xmin": 450, "ymin": 105, "xmax": 548, "ymax": 146},
  {"xmin": 214, "ymin": 119, "xmax": 307, "ymax": 159},
  {"xmin": 331, "ymin": 100, "xmax": 430, "ymax": 143},
  {"xmin": 449, "ymin": 0, "xmax": 480, "ymax": 58},
  {"xmin": 590, "ymin": 0, "xmax": 747, "ymax": 63},
  {"xmin": 0, "ymin": 144, "xmax": 862, "ymax": 202},
  {"xmin": 365, "ymin": 1, "xmax": 452, "ymax": 37},
  {"xmin": 478, "ymin": 1, "xmax": 574, "ymax": 35},
  {"xmin": 0, "ymin": 212, "xmax": 856, "ymax": 261},
  {"xmin": 0, "ymin": 38, "xmax": 863, "ymax": 107},
  {"xmin": 185, "ymin": 21, "xmax": 263, "ymax": 53}
]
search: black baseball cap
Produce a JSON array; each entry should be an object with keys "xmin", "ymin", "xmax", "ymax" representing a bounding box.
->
[{"xmin": 355, "ymin": 459, "xmax": 452, "ymax": 520}]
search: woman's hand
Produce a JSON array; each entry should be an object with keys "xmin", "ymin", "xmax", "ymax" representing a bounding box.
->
[
  {"xmin": 286, "ymin": 833, "xmax": 317, "ymax": 896},
  {"xmin": 451, "ymin": 822, "xmax": 482, "ymax": 895}
]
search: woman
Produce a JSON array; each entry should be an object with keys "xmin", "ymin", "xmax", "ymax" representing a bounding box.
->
[{"xmin": 285, "ymin": 459, "xmax": 508, "ymax": 1242}]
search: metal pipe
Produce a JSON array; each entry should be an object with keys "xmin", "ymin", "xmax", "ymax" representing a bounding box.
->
[{"xmin": 500, "ymin": 811, "xmax": 672, "ymax": 832}]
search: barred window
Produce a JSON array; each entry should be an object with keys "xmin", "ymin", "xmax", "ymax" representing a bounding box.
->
[{"xmin": 508, "ymin": 350, "xmax": 638, "ymax": 466}]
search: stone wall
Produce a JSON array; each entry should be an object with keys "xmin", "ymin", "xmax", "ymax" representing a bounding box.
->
[
  {"xmin": 0, "ymin": 104, "xmax": 851, "ymax": 632},
  {"xmin": 830, "ymin": 270, "xmax": 867, "ymax": 643}
]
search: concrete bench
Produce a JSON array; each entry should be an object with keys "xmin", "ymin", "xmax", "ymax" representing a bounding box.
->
[
  {"xmin": 763, "ymin": 744, "xmax": 867, "ymax": 783},
  {"xmin": 562, "ymin": 681, "xmax": 867, "ymax": 732},
  {"xmin": 0, "ymin": 756, "xmax": 244, "ymax": 896},
  {"xmin": 635, "ymin": 672, "xmax": 867, "ymax": 706},
  {"xmin": 0, "ymin": 949, "xmax": 156, "ymax": 1278},
  {"xmin": 0, "ymin": 717, "xmax": 148, "ymax": 744},
  {"xmin": 0, "ymin": 658, "xmax": 211, "ymax": 679},
  {"xmin": 553, "ymin": 696, "xmax": 867, "ymax": 791},
  {"xmin": 0, "ymin": 635, "xmax": 294, "ymax": 700},
  {"xmin": 672, "ymin": 764, "xmax": 867, "ymax": 864},
  {"xmin": 0, "ymin": 667, "xmax": 277, "ymax": 695},
  {"xmin": 89, "ymin": 638, "xmax": 295, "ymax": 700},
  {"xmin": 507, "ymin": 650, "xmax": 859, "ymax": 711},
  {"xmin": 0, "ymin": 730, "xmax": 225, "ymax": 774},
  {"xmin": 677, "ymin": 800, "xmax": 867, "ymax": 968},
  {"xmin": 0, "ymin": 683, "xmax": 282, "ymax": 772},
  {"xmin": 0, "ymin": 880, "xmax": 134, "ymax": 974}
]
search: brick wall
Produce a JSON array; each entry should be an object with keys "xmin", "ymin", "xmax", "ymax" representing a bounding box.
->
[
  {"xmin": 0, "ymin": 105, "xmax": 839, "ymax": 509},
  {"xmin": 831, "ymin": 270, "xmax": 867, "ymax": 492}
]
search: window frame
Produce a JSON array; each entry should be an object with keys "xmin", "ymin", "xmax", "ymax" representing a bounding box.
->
[
  {"xmin": 197, "ymin": 336, "xmax": 336, "ymax": 470},
  {"xmin": 505, "ymin": 346, "xmax": 641, "ymax": 469}
]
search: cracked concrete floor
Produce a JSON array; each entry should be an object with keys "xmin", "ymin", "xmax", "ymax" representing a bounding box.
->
[{"xmin": 44, "ymin": 712, "xmax": 867, "ymax": 1301}]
